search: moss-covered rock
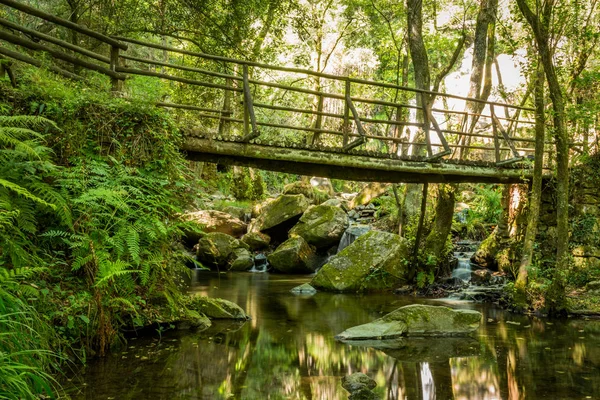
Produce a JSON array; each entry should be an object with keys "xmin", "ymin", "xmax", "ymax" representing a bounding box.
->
[
  {"xmin": 289, "ymin": 204, "xmax": 349, "ymax": 249},
  {"xmin": 283, "ymin": 181, "xmax": 329, "ymax": 204},
  {"xmin": 335, "ymin": 304, "xmax": 482, "ymax": 340},
  {"xmin": 252, "ymin": 194, "xmax": 310, "ymax": 235},
  {"xmin": 190, "ymin": 296, "xmax": 250, "ymax": 319},
  {"xmin": 471, "ymin": 229, "xmax": 499, "ymax": 269},
  {"xmin": 268, "ymin": 236, "xmax": 318, "ymax": 274},
  {"xmin": 229, "ymin": 247, "xmax": 254, "ymax": 271},
  {"xmin": 175, "ymin": 309, "xmax": 212, "ymax": 330},
  {"xmin": 183, "ymin": 210, "xmax": 247, "ymax": 239},
  {"xmin": 196, "ymin": 232, "xmax": 252, "ymax": 271},
  {"xmin": 241, "ymin": 231, "xmax": 271, "ymax": 250},
  {"xmin": 311, "ymin": 231, "xmax": 410, "ymax": 292}
]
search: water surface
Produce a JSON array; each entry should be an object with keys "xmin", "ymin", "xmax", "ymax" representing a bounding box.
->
[{"xmin": 66, "ymin": 272, "xmax": 600, "ymax": 399}]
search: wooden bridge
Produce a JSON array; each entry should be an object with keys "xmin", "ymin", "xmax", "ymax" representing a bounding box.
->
[{"xmin": 0, "ymin": 0, "xmax": 548, "ymax": 183}]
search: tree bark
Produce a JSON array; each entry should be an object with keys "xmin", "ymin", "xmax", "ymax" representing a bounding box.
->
[
  {"xmin": 516, "ymin": 0, "xmax": 569, "ymax": 311},
  {"xmin": 516, "ymin": 63, "xmax": 545, "ymax": 288},
  {"xmin": 423, "ymin": 184, "xmax": 457, "ymax": 268}
]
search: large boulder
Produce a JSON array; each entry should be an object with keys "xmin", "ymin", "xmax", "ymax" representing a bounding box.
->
[
  {"xmin": 190, "ymin": 296, "xmax": 250, "ymax": 320},
  {"xmin": 336, "ymin": 304, "xmax": 482, "ymax": 341},
  {"xmin": 183, "ymin": 210, "xmax": 247, "ymax": 240},
  {"xmin": 252, "ymin": 194, "xmax": 310, "ymax": 236},
  {"xmin": 196, "ymin": 232, "xmax": 253, "ymax": 271},
  {"xmin": 268, "ymin": 236, "xmax": 318, "ymax": 274},
  {"xmin": 283, "ymin": 181, "xmax": 329, "ymax": 204},
  {"xmin": 311, "ymin": 231, "xmax": 410, "ymax": 292},
  {"xmin": 241, "ymin": 231, "xmax": 271, "ymax": 250},
  {"xmin": 289, "ymin": 205, "xmax": 349, "ymax": 249}
]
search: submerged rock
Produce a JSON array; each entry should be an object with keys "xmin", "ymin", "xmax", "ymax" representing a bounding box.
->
[
  {"xmin": 290, "ymin": 283, "xmax": 318, "ymax": 294},
  {"xmin": 251, "ymin": 194, "xmax": 310, "ymax": 236},
  {"xmin": 289, "ymin": 204, "xmax": 349, "ymax": 249},
  {"xmin": 341, "ymin": 337, "xmax": 481, "ymax": 363},
  {"xmin": 342, "ymin": 373, "xmax": 377, "ymax": 392},
  {"xmin": 311, "ymin": 231, "xmax": 409, "ymax": 292},
  {"xmin": 268, "ymin": 236, "xmax": 318, "ymax": 274},
  {"xmin": 335, "ymin": 304, "xmax": 482, "ymax": 340},
  {"xmin": 196, "ymin": 232, "xmax": 252, "ymax": 271},
  {"xmin": 190, "ymin": 296, "xmax": 250, "ymax": 320}
]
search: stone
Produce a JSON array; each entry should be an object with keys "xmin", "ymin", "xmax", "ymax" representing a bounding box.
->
[
  {"xmin": 337, "ymin": 225, "xmax": 371, "ymax": 252},
  {"xmin": 290, "ymin": 283, "xmax": 317, "ymax": 294},
  {"xmin": 252, "ymin": 194, "xmax": 310, "ymax": 235},
  {"xmin": 183, "ymin": 210, "xmax": 247, "ymax": 239},
  {"xmin": 311, "ymin": 231, "xmax": 410, "ymax": 292},
  {"xmin": 342, "ymin": 373, "xmax": 377, "ymax": 392},
  {"xmin": 310, "ymin": 177, "xmax": 335, "ymax": 196},
  {"xmin": 321, "ymin": 198, "xmax": 348, "ymax": 210},
  {"xmin": 283, "ymin": 181, "xmax": 329, "ymax": 204},
  {"xmin": 176, "ymin": 310, "xmax": 212, "ymax": 331},
  {"xmin": 335, "ymin": 304, "xmax": 482, "ymax": 340},
  {"xmin": 471, "ymin": 269, "xmax": 492, "ymax": 285},
  {"xmin": 196, "ymin": 232, "xmax": 251, "ymax": 271},
  {"xmin": 190, "ymin": 296, "xmax": 250, "ymax": 319},
  {"xmin": 289, "ymin": 205, "xmax": 349, "ymax": 249},
  {"xmin": 268, "ymin": 236, "xmax": 318, "ymax": 274},
  {"xmin": 471, "ymin": 230, "xmax": 499, "ymax": 269},
  {"xmin": 349, "ymin": 388, "xmax": 379, "ymax": 400},
  {"xmin": 229, "ymin": 247, "xmax": 254, "ymax": 271},
  {"xmin": 222, "ymin": 205, "xmax": 247, "ymax": 221},
  {"xmin": 241, "ymin": 231, "xmax": 271, "ymax": 250}
]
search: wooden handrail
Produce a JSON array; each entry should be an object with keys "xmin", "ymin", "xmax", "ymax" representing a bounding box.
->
[
  {"xmin": 113, "ymin": 35, "xmax": 534, "ymax": 112},
  {"xmin": 0, "ymin": 0, "xmax": 127, "ymax": 50},
  {"xmin": 0, "ymin": 30, "xmax": 126, "ymax": 79},
  {"xmin": 0, "ymin": 17, "xmax": 110, "ymax": 63}
]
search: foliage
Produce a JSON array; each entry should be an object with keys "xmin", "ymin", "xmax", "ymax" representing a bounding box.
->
[{"xmin": 1, "ymin": 70, "xmax": 204, "ymax": 358}]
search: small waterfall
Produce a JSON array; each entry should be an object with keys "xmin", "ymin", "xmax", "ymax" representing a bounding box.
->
[
  {"xmin": 250, "ymin": 253, "xmax": 268, "ymax": 273},
  {"xmin": 451, "ymin": 256, "xmax": 472, "ymax": 282},
  {"xmin": 337, "ymin": 225, "xmax": 371, "ymax": 253}
]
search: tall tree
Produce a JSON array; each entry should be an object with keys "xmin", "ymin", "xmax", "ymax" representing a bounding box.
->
[{"xmin": 515, "ymin": 0, "xmax": 570, "ymax": 311}]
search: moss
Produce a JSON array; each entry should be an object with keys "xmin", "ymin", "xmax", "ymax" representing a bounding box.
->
[
  {"xmin": 311, "ymin": 231, "xmax": 410, "ymax": 292},
  {"xmin": 189, "ymin": 296, "xmax": 249, "ymax": 319}
]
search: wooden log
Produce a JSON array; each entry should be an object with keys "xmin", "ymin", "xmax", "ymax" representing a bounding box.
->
[
  {"xmin": 0, "ymin": 17, "xmax": 110, "ymax": 63},
  {"xmin": 116, "ymin": 66, "xmax": 243, "ymax": 92},
  {"xmin": 0, "ymin": 30, "xmax": 125, "ymax": 79},
  {"xmin": 0, "ymin": 0, "xmax": 127, "ymax": 50},
  {"xmin": 120, "ymin": 54, "xmax": 239, "ymax": 81},
  {"xmin": 0, "ymin": 45, "xmax": 83, "ymax": 80}
]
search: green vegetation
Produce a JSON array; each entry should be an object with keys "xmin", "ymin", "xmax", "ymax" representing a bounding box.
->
[{"xmin": 0, "ymin": 68, "xmax": 206, "ymax": 395}]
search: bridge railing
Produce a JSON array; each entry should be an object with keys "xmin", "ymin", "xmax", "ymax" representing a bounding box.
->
[{"xmin": 0, "ymin": 0, "xmax": 546, "ymax": 166}]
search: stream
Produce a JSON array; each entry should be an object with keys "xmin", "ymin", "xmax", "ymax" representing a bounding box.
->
[{"xmin": 64, "ymin": 271, "xmax": 600, "ymax": 399}]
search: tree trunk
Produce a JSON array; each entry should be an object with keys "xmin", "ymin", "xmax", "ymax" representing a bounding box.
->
[
  {"xmin": 516, "ymin": 0, "xmax": 569, "ymax": 311},
  {"xmin": 516, "ymin": 64, "xmax": 545, "ymax": 289},
  {"xmin": 423, "ymin": 184, "xmax": 457, "ymax": 269}
]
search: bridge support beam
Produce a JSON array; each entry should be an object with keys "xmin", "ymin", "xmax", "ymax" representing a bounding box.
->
[{"xmin": 182, "ymin": 137, "xmax": 537, "ymax": 184}]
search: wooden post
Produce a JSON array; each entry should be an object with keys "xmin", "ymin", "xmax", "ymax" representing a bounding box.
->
[
  {"xmin": 311, "ymin": 93, "xmax": 324, "ymax": 145},
  {"xmin": 110, "ymin": 45, "xmax": 122, "ymax": 92},
  {"xmin": 218, "ymin": 76, "xmax": 232, "ymax": 136},
  {"xmin": 421, "ymin": 94, "xmax": 433, "ymax": 158},
  {"xmin": 242, "ymin": 64, "xmax": 259, "ymax": 141},
  {"xmin": 491, "ymin": 105, "xmax": 500, "ymax": 163},
  {"xmin": 343, "ymin": 79, "xmax": 351, "ymax": 146}
]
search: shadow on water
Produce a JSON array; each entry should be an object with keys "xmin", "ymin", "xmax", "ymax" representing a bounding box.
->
[{"xmin": 64, "ymin": 272, "xmax": 600, "ymax": 399}]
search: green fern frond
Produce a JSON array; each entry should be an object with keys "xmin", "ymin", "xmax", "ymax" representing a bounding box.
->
[
  {"xmin": 0, "ymin": 115, "xmax": 58, "ymax": 131},
  {"xmin": 0, "ymin": 179, "xmax": 55, "ymax": 209}
]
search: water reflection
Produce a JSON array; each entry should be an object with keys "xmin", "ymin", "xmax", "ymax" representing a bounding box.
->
[{"xmin": 65, "ymin": 272, "xmax": 600, "ymax": 399}]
